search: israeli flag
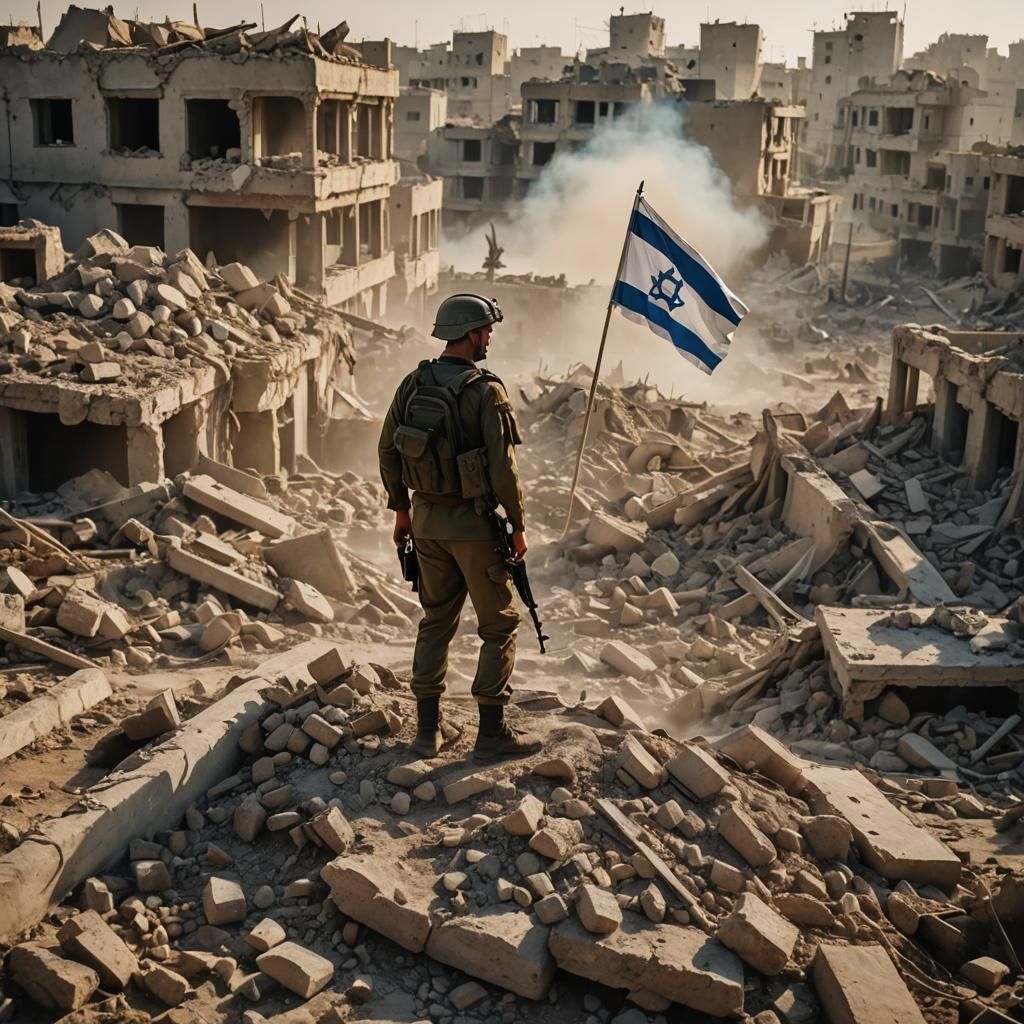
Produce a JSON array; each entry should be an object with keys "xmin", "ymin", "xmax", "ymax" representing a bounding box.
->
[{"xmin": 612, "ymin": 197, "xmax": 748, "ymax": 375}]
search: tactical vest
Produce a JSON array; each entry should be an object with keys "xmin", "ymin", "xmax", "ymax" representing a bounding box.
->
[{"xmin": 393, "ymin": 360, "xmax": 496, "ymax": 500}]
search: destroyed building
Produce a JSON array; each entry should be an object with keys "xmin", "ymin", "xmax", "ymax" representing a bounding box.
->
[
  {"xmin": 0, "ymin": 219, "xmax": 360, "ymax": 492},
  {"xmin": 0, "ymin": 5, "xmax": 443, "ymax": 318},
  {"xmin": 984, "ymin": 149, "xmax": 1024, "ymax": 292},
  {"xmin": 394, "ymin": 30, "xmax": 513, "ymax": 125},
  {"xmin": 801, "ymin": 11, "xmax": 905, "ymax": 175},
  {"xmin": 696, "ymin": 21, "xmax": 764, "ymax": 101},
  {"xmin": 832, "ymin": 69, "xmax": 1015, "ymax": 266},
  {"xmin": 424, "ymin": 115, "xmax": 521, "ymax": 228}
]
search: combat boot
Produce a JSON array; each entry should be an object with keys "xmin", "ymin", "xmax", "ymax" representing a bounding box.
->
[
  {"xmin": 411, "ymin": 697, "xmax": 442, "ymax": 757},
  {"xmin": 473, "ymin": 704, "xmax": 542, "ymax": 763}
]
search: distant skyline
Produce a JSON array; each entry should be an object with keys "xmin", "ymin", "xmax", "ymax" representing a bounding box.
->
[{"xmin": 8, "ymin": 1, "xmax": 1023, "ymax": 65}]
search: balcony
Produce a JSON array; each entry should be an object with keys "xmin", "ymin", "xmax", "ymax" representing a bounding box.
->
[{"xmin": 322, "ymin": 252, "xmax": 396, "ymax": 307}]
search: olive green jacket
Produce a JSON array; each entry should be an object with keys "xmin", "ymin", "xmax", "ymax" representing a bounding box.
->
[{"xmin": 378, "ymin": 356, "xmax": 526, "ymax": 541}]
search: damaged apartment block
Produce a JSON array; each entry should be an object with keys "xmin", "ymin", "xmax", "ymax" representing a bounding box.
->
[{"xmin": 0, "ymin": 5, "xmax": 442, "ymax": 319}]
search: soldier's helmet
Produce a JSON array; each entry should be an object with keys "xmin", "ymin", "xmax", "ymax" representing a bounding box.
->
[{"xmin": 431, "ymin": 293, "xmax": 503, "ymax": 342}]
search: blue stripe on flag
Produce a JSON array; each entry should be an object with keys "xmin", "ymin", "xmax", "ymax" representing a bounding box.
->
[
  {"xmin": 630, "ymin": 211, "xmax": 741, "ymax": 328},
  {"xmin": 612, "ymin": 281, "xmax": 723, "ymax": 371}
]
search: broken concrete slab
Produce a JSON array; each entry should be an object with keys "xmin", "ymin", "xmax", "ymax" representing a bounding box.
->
[
  {"xmin": 0, "ymin": 668, "xmax": 111, "ymax": 762},
  {"xmin": 816, "ymin": 606, "xmax": 1024, "ymax": 719},
  {"xmin": 264, "ymin": 529, "xmax": 356, "ymax": 600},
  {"xmin": 812, "ymin": 943, "xmax": 926, "ymax": 1024},
  {"xmin": 600, "ymin": 640, "xmax": 658, "ymax": 678},
  {"xmin": 426, "ymin": 907, "xmax": 555, "ymax": 1001},
  {"xmin": 321, "ymin": 854, "xmax": 433, "ymax": 953},
  {"xmin": 802, "ymin": 764, "xmax": 962, "ymax": 886},
  {"xmin": 549, "ymin": 918, "xmax": 744, "ymax": 1018},
  {"xmin": 166, "ymin": 542, "xmax": 280, "ymax": 611},
  {"xmin": 183, "ymin": 475, "xmax": 295, "ymax": 539}
]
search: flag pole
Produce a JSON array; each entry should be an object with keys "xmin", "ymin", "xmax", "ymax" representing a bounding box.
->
[{"xmin": 561, "ymin": 180, "xmax": 645, "ymax": 538}]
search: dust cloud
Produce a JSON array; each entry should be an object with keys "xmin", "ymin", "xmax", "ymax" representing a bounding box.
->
[{"xmin": 437, "ymin": 103, "xmax": 785, "ymax": 411}]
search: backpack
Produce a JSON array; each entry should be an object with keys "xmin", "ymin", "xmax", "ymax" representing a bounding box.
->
[{"xmin": 393, "ymin": 360, "xmax": 492, "ymax": 498}]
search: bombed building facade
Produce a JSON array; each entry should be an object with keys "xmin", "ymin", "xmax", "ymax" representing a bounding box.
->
[{"xmin": 0, "ymin": 6, "xmax": 441, "ymax": 318}]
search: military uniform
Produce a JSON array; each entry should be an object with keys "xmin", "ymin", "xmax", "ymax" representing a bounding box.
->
[{"xmin": 378, "ymin": 355, "xmax": 526, "ymax": 706}]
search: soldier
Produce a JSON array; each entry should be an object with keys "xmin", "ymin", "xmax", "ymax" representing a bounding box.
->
[{"xmin": 378, "ymin": 294, "xmax": 542, "ymax": 763}]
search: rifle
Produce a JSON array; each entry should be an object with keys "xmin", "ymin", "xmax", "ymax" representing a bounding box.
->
[{"xmin": 488, "ymin": 508, "xmax": 549, "ymax": 654}]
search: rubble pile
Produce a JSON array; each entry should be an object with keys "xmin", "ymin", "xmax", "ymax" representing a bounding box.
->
[
  {"xmin": 0, "ymin": 458, "xmax": 405, "ymax": 686},
  {"xmin": 4, "ymin": 640, "xmax": 1024, "ymax": 1024},
  {"xmin": 0, "ymin": 220, "xmax": 354, "ymax": 389}
]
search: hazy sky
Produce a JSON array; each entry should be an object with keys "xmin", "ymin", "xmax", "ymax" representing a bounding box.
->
[{"xmin": 12, "ymin": 1, "xmax": 1024, "ymax": 64}]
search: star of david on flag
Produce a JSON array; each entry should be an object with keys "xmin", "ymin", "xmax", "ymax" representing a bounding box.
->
[{"xmin": 611, "ymin": 196, "xmax": 748, "ymax": 375}]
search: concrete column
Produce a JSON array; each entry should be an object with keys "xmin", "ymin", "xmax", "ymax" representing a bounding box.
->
[
  {"xmin": 887, "ymin": 355, "xmax": 909, "ymax": 418},
  {"xmin": 233, "ymin": 410, "xmax": 279, "ymax": 475},
  {"xmin": 931, "ymin": 377, "xmax": 961, "ymax": 460},
  {"xmin": 304, "ymin": 98, "xmax": 319, "ymax": 171},
  {"xmin": 164, "ymin": 201, "xmax": 190, "ymax": 257},
  {"xmin": 963, "ymin": 397, "xmax": 1000, "ymax": 491},
  {"xmin": 0, "ymin": 407, "xmax": 28, "ymax": 498},
  {"xmin": 905, "ymin": 366, "xmax": 920, "ymax": 410},
  {"xmin": 126, "ymin": 424, "xmax": 165, "ymax": 485}
]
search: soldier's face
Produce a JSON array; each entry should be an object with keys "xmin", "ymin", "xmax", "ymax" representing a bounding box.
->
[{"xmin": 472, "ymin": 325, "xmax": 492, "ymax": 361}]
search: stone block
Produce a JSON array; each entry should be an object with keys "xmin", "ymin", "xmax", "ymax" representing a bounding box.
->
[
  {"xmin": 133, "ymin": 859, "xmax": 172, "ymax": 892},
  {"xmin": 600, "ymin": 640, "xmax": 658, "ymax": 678},
  {"xmin": 57, "ymin": 909, "xmax": 137, "ymax": 990},
  {"xmin": 310, "ymin": 807, "xmax": 354, "ymax": 854},
  {"xmin": 234, "ymin": 795, "xmax": 267, "ymax": 842},
  {"xmin": 774, "ymin": 893, "xmax": 834, "ymax": 929},
  {"xmin": 595, "ymin": 694, "xmax": 645, "ymax": 729},
  {"xmin": 800, "ymin": 815, "xmax": 853, "ymax": 861},
  {"xmin": 811, "ymin": 943, "xmax": 926, "ymax": 1024},
  {"xmin": 321, "ymin": 855, "xmax": 433, "ymax": 953},
  {"xmin": 617, "ymin": 734, "xmax": 666, "ymax": 789},
  {"xmin": 576, "ymin": 883, "xmax": 621, "ymax": 934},
  {"xmin": 715, "ymin": 725, "xmax": 807, "ymax": 792},
  {"xmin": 426, "ymin": 907, "xmax": 555, "ymax": 1001},
  {"xmin": 302, "ymin": 713, "xmax": 343, "ymax": 749},
  {"xmin": 585, "ymin": 511, "xmax": 648, "ymax": 553},
  {"xmin": 284, "ymin": 579, "xmax": 334, "ymax": 623},
  {"xmin": 549, "ymin": 918, "xmax": 744, "ymax": 1018},
  {"xmin": 896, "ymin": 733, "xmax": 957, "ymax": 773},
  {"xmin": 716, "ymin": 893, "xmax": 798, "ymax": 975},
  {"xmin": 535, "ymin": 893, "xmax": 569, "ymax": 924},
  {"xmin": 666, "ymin": 743, "xmax": 730, "ymax": 798},
  {"xmin": 202, "ymin": 876, "xmax": 246, "ymax": 926},
  {"xmin": 719, "ymin": 806, "xmax": 776, "ymax": 868},
  {"xmin": 141, "ymin": 962, "xmax": 190, "ymax": 1006},
  {"xmin": 220, "ymin": 262, "xmax": 259, "ymax": 292},
  {"xmin": 961, "ymin": 956, "xmax": 1009, "ymax": 993},
  {"xmin": 245, "ymin": 918, "xmax": 287, "ymax": 953},
  {"xmin": 123, "ymin": 689, "xmax": 180, "ymax": 741},
  {"xmin": 529, "ymin": 818, "xmax": 584, "ymax": 861},
  {"xmin": 444, "ymin": 773, "xmax": 495, "ymax": 805},
  {"xmin": 503, "ymin": 793, "xmax": 544, "ymax": 836},
  {"xmin": 9, "ymin": 944, "xmax": 99, "ymax": 1011}
]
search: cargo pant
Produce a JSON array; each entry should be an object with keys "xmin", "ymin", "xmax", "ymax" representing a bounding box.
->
[{"xmin": 411, "ymin": 537, "xmax": 519, "ymax": 705}]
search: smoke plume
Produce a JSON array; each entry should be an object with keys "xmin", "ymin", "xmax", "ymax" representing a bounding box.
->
[{"xmin": 443, "ymin": 102, "xmax": 769, "ymax": 284}]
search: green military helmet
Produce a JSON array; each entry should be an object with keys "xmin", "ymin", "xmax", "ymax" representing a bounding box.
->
[{"xmin": 431, "ymin": 293, "xmax": 503, "ymax": 342}]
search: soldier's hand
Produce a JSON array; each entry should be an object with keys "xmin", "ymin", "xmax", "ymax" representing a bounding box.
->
[
  {"xmin": 393, "ymin": 509, "xmax": 412, "ymax": 546},
  {"xmin": 512, "ymin": 530, "xmax": 528, "ymax": 562}
]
